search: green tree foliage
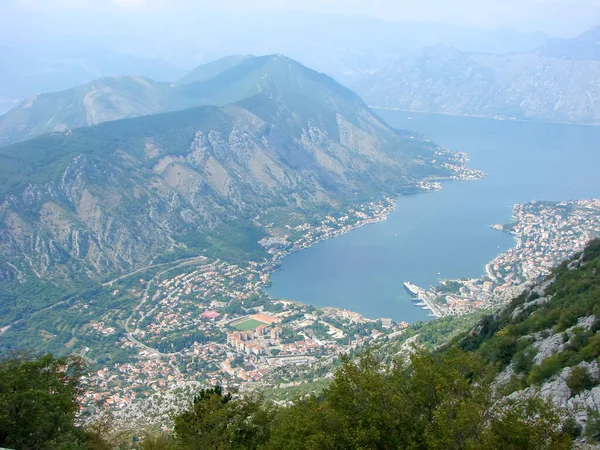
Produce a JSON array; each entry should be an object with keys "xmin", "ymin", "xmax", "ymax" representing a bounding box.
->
[
  {"xmin": 170, "ymin": 349, "xmax": 571, "ymax": 450},
  {"xmin": 173, "ymin": 386, "xmax": 274, "ymax": 450},
  {"xmin": 0, "ymin": 353, "xmax": 107, "ymax": 450},
  {"xmin": 0, "ymin": 350, "xmax": 573, "ymax": 450},
  {"xmin": 266, "ymin": 349, "xmax": 570, "ymax": 450},
  {"xmin": 566, "ymin": 366, "xmax": 596, "ymax": 396},
  {"xmin": 585, "ymin": 411, "xmax": 600, "ymax": 444}
]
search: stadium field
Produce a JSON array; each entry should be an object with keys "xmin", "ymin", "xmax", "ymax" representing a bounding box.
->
[{"xmin": 234, "ymin": 319, "xmax": 264, "ymax": 331}]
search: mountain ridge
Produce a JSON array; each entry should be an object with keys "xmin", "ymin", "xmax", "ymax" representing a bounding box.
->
[
  {"xmin": 0, "ymin": 54, "xmax": 369, "ymax": 147},
  {"xmin": 354, "ymin": 25, "xmax": 600, "ymax": 125}
]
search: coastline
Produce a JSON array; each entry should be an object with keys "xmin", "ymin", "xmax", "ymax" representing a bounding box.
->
[
  {"xmin": 259, "ymin": 165, "xmax": 486, "ymax": 320},
  {"xmin": 259, "ymin": 196, "xmax": 398, "ymax": 280},
  {"xmin": 404, "ymin": 199, "xmax": 600, "ymax": 318},
  {"xmin": 259, "ymin": 149, "xmax": 486, "ymax": 320},
  {"xmin": 260, "ymin": 191, "xmax": 444, "ymax": 319},
  {"xmin": 372, "ymin": 106, "xmax": 600, "ymax": 128}
]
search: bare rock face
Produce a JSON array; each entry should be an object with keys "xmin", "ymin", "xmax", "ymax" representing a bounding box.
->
[
  {"xmin": 504, "ymin": 316, "xmax": 600, "ymax": 438},
  {"xmin": 533, "ymin": 332, "xmax": 567, "ymax": 365}
]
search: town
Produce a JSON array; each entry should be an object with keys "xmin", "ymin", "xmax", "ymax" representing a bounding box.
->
[{"xmin": 79, "ymin": 198, "xmax": 412, "ymax": 416}]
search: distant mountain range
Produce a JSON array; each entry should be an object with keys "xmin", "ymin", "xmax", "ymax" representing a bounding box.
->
[
  {"xmin": 0, "ymin": 46, "xmax": 182, "ymax": 99},
  {"xmin": 171, "ymin": 14, "xmax": 551, "ymax": 85},
  {"xmin": 178, "ymin": 55, "xmax": 253, "ymax": 85},
  {"xmin": 354, "ymin": 25, "xmax": 600, "ymax": 125},
  {"xmin": 0, "ymin": 55, "xmax": 461, "ymax": 322},
  {"xmin": 0, "ymin": 13, "xmax": 552, "ymax": 101},
  {"xmin": 537, "ymin": 25, "xmax": 600, "ymax": 60}
]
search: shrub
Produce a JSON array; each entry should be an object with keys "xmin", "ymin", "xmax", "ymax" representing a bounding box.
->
[
  {"xmin": 566, "ymin": 366, "xmax": 596, "ymax": 396},
  {"xmin": 586, "ymin": 411, "xmax": 600, "ymax": 443}
]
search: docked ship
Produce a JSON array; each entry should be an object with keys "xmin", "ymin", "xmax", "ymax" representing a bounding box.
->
[{"xmin": 403, "ymin": 282, "xmax": 421, "ymax": 298}]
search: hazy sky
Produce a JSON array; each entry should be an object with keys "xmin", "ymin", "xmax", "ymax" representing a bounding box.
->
[{"xmin": 4, "ymin": 0, "xmax": 600, "ymax": 36}]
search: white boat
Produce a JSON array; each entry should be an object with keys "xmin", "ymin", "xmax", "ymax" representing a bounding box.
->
[{"xmin": 403, "ymin": 282, "xmax": 420, "ymax": 297}]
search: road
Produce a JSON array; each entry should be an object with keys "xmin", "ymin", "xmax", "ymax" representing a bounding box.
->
[
  {"xmin": 102, "ymin": 256, "xmax": 208, "ymax": 287},
  {"xmin": 123, "ymin": 258, "xmax": 219, "ymax": 357},
  {"xmin": 2, "ymin": 256, "xmax": 208, "ymax": 337},
  {"xmin": 0, "ymin": 297, "xmax": 75, "ymax": 336}
]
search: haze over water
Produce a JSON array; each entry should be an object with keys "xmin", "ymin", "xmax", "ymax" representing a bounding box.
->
[{"xmin": 266, "ymin": 111, "xmax": 600, "ymax": 322}]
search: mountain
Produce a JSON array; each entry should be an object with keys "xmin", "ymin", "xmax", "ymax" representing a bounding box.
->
[
  {"xmin": 173, "ymin": 14, "xmax": 551, "ymax": 87},
  {"xmin": 0, "ymin": 54, "xmax": 391, "ymax": 147},
  {"xmin": 538, "ymin": 25, "xmax": 600, "ymax": 60},
  {"xmin": 178, "ymin": 55, "xmax": 252, "ymax": 84},
  {"xmin": 0, "ymin": 76, "xmax": 174, "ymax": 145},
  {"xmin": 454, "ymin": 239, "xmax": 600, "ymax": 442},
  {"xmin": 0, "ymin": 55, "xmax": 463, "ymax": 323},
  {"xmin": 0, "ymin": 45, "xmax": 182, "ymax": 99},
  {"xmin": 354, "ymin": 26, "xmax": 600, "ymax": 125}
]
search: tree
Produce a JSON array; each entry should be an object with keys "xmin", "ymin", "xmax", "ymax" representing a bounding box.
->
[
  {"xmin": 265, "ymin": 348, "xmax": 573, "ymax": 450},
  {"xmin": 0, "ymin": 353, "xmax": 103, "ymax": 449},
  {"xmin": 567, "ymin": 366, "xmax": 596, "ymax": 396},
  {"xmin": 173, "ymin": 387, "xmax": 274, "ymax": 450}
]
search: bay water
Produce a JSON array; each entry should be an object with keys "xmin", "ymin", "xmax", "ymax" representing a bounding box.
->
[{"xmin": 266, "ymin": 111, "xmax": 600, "ymax": 322}]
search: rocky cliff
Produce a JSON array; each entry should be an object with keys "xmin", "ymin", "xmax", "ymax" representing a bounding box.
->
[{"xmin": 458, "ymin": 239, "xmax": 600, "ymax": 445}]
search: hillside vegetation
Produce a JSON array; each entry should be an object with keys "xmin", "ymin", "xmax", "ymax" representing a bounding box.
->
[
  {"xmin": 455, "ymin": 239, "xmax": 600, "ymax": 434},
  {"xmin": 0, "ymin": 347, "xmax": 574, "ymax": 450}
]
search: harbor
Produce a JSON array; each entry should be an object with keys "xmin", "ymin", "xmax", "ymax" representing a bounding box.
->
[{"xmin": 403, "ymin": 282, "xmax": 443, "ymax": 317}]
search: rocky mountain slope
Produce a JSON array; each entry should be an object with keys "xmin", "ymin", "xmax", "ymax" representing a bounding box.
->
[
  {"xmin": 0, "ymin": 76, "xmax": 175, "ymax": 145},
  {"xmin": 0, "ymin": 57, "xmax": 466, "ymax": 322},
  {"xmin": 355, "ymin": 25, "xmax": 600, "ymax": 125},
  {"xmin": 455, "ymin": 239, "xmax": 600, "ymax": 444}
]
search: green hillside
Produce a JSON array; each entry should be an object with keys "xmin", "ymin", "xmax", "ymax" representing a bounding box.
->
[
  {"xmin": 0, "ymin": 76, "xmax": 175, "ymax": 146},
  {"xmin": 457, "ymin": 239, "xmax": 600, "ymax": 396}
]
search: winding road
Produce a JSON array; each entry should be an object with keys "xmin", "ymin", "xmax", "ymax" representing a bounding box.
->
[{"xmin": 122, "ymin": 257, "xmax": 216, "ymax": 357}]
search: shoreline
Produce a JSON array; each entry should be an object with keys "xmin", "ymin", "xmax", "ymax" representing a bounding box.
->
[
  {"xmin": 372, "ymin": 107, "xmax": 600, "ymax": 128},
  {"xmin": 260, "ymin": 197, "xmax": 398, "ymax": 279},
  {"xmin": 271, "ymin": 192, "xmax": 600, "ymax": 322},
  {"xmin": 260, "ymin": 169, "xmax": 486, "ymax": 321},
  {"xmin": 260, "ymin": 192, "xmax": 440, "ymax": 321},
  {"xmin": 405, "ymin": 199, "xmax": 600, "ymax": 317}
]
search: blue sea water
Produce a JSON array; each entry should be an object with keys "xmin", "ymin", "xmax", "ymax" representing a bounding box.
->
[{"xmin": 266, "ymin": 111, "xmax": 600, "ymax": 322}]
